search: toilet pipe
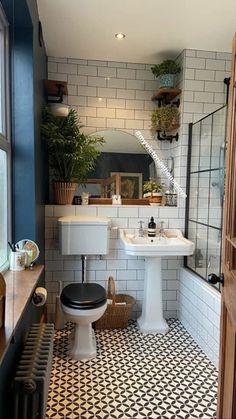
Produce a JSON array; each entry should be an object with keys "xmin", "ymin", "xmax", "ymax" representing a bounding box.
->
[
  {"xmin": 81, "ymin": 255, "xmax": 87, "ymax": 283},
  {"xmin": 55, "ymin": 280, "xmax": 64, "ymax": 330}
]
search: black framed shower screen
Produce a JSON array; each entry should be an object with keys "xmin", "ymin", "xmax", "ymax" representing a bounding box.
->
[{"xmin": 184, "ymin": 105, "xmax": 227, "ymax": 290}]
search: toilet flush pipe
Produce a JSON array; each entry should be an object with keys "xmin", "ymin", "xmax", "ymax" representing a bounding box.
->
[
  {"xmin": 55, "ymin": 281, "xmax": 64, "ymax": 330},
  {"xmin": 81, "ymin": 255, "xmax": 87, "ymax": 283}
]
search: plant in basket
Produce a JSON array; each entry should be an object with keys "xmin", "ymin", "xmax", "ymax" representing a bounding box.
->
[
  {"xmin": 143, "ymin": 178, "xmax": 164, "ymax": 205},
  {"xmin": 151, "ymin": 106, "xmax": 180, "ymax": 133},
  {"xmin": 41, "ymin": 107, "xmax": 104, "ymax": 204}
]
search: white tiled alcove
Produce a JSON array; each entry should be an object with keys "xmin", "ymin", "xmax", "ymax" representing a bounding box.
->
[{"xmin": 45, "ymin": 48, "xmax": 231, "ymax": 367}]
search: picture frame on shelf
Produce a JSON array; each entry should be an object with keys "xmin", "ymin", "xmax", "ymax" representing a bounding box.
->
[{"xmin": 111, "ymin": 172, "xmax": 143, "ymax": 199}]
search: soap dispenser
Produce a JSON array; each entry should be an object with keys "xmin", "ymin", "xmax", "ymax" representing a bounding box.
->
[{"xmin": 148, "ymin": 217, "xmax": 156, "ymax": 237}]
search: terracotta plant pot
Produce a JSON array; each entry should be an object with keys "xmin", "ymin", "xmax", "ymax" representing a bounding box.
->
[{"xmin": 53, "ymin": 182, "xmax": 77, "ymax": 205}]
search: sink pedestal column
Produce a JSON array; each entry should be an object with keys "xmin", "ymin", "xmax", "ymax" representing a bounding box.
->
[{"xmin": 137, "ymin": 257, "xmax": 169, "ymax": 334}]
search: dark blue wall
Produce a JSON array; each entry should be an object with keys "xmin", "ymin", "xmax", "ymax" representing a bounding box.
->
[
  {"xmin": 0, "ymin": 0, "xmax": 46, "ymax": 417},
  {"xmin": 12, "ymin": 27, "xmax": 35, "ymax": 239},
  {"xmin": 26, "ymin": 0, "xmax": 47, "ymax": 257},
  {"xmin": 1, "ymin": 0, "xmax": 46, "ymax": 260}
]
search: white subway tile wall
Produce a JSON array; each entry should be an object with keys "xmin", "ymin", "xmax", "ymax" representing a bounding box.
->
[
  {"xmin": 175, "ymin": 49, "xmax": 230, "ymax": 366},
  {"xmin": 46, "ymin": 50, "xmax": 230, "ymax": 361},
  {"xmin": 48, "ymin": 56, "xmax": 158, "ymax": 139},
  {"xmin": 178, "ymin": 268, "xmax": 221, "ymax": 367},
  {"xmin": 45, "ymin": 205, "xmax": 183, "ymax": 322}
]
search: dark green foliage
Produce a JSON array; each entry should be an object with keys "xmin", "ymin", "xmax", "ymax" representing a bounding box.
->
[
  {"xmin": 143, "ymin": 178, "xmax": 164, "ymax": 193},
  {"xmin": 151, "ymin": 60, "xmax": 181, "ymax": 78},
  {"xmin": 41, "ymin": 108, "xmax": 104, "ymax": 182},
  {"xmin": 151, "ymin": 106, "xmax": 180, "ymax": 132}
]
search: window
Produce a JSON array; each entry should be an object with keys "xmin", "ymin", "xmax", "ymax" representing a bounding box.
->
[{"xmin": 0, "ymin": 5, "xmax": 10, "ymax": 271}]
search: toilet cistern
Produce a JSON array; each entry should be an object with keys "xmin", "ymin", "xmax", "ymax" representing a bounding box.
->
[{"xmin": 58, "ymin": 215, "xmax": 110, "ymax": 256}]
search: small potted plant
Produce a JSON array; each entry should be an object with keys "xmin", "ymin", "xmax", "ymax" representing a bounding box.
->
[
  {"xmin": 151, "ymin": 59, "xmax": 181, "ymax": 88},
  {"xmin": 143, "ymin": 179, "xmax": 164, "ymax": 205},
  {"xmin": 151, "ymin": 106, "xmax": 180, "ymax": 132},
  {"xmin": 41, "ymin": 107, "xmax": 104, "ymax": 204}
]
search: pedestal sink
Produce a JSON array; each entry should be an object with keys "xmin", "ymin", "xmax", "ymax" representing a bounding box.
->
[{"xmin": 120, "ymin": 229, "xmax": 194, "ymax": 334}]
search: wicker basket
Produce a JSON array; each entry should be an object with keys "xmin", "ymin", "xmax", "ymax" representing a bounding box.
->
[
  {"xmin": 95, "ymin": 277, "xmax": 135, "ymax": 330},
  {"xmin": 53, "ymin": 181, "xmax": 77, "ymax": 205},
  {"xmin": 149, "ymin": 194, "xmax": 162, "ymax": 204},
  {"xmin": 143, "ymin": 192, "xmax": 163, "ymax": 205}
]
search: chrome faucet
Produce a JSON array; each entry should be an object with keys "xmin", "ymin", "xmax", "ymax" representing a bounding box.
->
[
  {"xmin": 159, "ymin": 221, "xmax": 165, "ymax": 238},
  {"xmin": 138, "ymin": 221, "xmax": 144, "ymax": 237}
]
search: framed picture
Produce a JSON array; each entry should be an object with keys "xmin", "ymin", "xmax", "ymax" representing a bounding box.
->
[{"xmin": 111, "ymin": 172, "xmax": 143, "ymax": 199}]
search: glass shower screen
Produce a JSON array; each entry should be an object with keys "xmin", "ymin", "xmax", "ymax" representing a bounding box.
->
[{"xmin": 185, "ymin": 105, "xmax": 227, "ymax": 290}]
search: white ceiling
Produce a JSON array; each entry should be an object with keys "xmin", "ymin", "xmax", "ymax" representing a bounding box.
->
[{"xmin": 37, "ymin": 0, "xmax": 236, "ymax": 64}]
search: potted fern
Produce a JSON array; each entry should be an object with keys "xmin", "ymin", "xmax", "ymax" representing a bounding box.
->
[
  {"xmin": 151, "ymin": 59, "xmax": 181, "ymax": 88},
  {"xmin": 41, "ymin": 107, "xmax": 104, "ymax": 204},
  {"xmin": 143, "ymin": 179, "xmax": 164, "ymax": 205},
  {"xmin": 151, "ymin": 106, "xmax": 180, "ymax": 132}
]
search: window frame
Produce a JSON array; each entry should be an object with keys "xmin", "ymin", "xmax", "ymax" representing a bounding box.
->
[{"xmin": 0, "ymin": 4, "xmax": 11, "ymax": 273}]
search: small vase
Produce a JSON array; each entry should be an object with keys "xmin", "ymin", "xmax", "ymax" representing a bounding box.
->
[
  {"xmin": 159, "ymin": 74, "xmax": 175, "ymax": 88},
  {"xmin": 53, "ymin": 181, "xmax": 77, "ymax": 205}
]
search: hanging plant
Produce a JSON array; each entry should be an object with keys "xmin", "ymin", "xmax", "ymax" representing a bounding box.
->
[{"xmin": 151, "ymin": 106, "xmax": 180, "ymax": 132}]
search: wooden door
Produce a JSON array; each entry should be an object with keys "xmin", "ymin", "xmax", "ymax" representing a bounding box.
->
[{"xmin": 217, "ymin": 33, "xmax": 236, "ymax": 418}]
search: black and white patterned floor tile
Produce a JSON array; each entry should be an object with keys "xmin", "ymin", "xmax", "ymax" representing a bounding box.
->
[{"xmin": 46, "ymin": 319, "xmax": 218, "ymax": 419}]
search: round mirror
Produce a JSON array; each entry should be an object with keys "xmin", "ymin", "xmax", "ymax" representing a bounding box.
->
[
  {"xmin": 77, "ymin": 130, "xmax": 154, "ymax": 199},
  {"xmin": 94, "ymin": 130, "xmax": 148, "ymax": 154}
]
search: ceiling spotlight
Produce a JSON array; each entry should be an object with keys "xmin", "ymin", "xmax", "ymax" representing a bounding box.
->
[{"xmin": 115, "ymin": 33, "xmax": 125, "ymax": 40}]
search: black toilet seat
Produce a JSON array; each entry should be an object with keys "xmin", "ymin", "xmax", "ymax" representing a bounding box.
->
[{"xmin": 60, "ymin": 283, "xmax": 107, "ymax": 310}]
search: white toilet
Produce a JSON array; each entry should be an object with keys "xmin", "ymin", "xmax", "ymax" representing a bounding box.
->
[{"xmin": 58, "ymin": 215, "xmax": 110, "ymax": 360}]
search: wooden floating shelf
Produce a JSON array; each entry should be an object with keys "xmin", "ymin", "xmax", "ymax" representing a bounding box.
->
[
  {"xmin": 88, "ymin": 198, "xmax": 149, "ymax": 205},
  {"xmin": 152, "ymin": 87, "xmax": 181, "ymax": 102}
]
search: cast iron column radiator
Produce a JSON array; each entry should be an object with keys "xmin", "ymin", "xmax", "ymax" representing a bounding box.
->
[{"xmin": 12, "ymin": 323, "xmax": 54, "ymax": 419}]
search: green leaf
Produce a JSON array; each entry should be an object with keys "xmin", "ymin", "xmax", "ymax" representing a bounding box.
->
[
  {"xmin": 151, "ymin": 60, "xmax": 181, "ymax": 78},
  {"xmin": 41, "ymin": 107, "xmax": 105, "ymax": 182}
]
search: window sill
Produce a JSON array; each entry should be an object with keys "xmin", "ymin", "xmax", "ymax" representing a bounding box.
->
[{"xmin": 0, "ymin": 264, "xmax": 44, "ymax": 363}]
